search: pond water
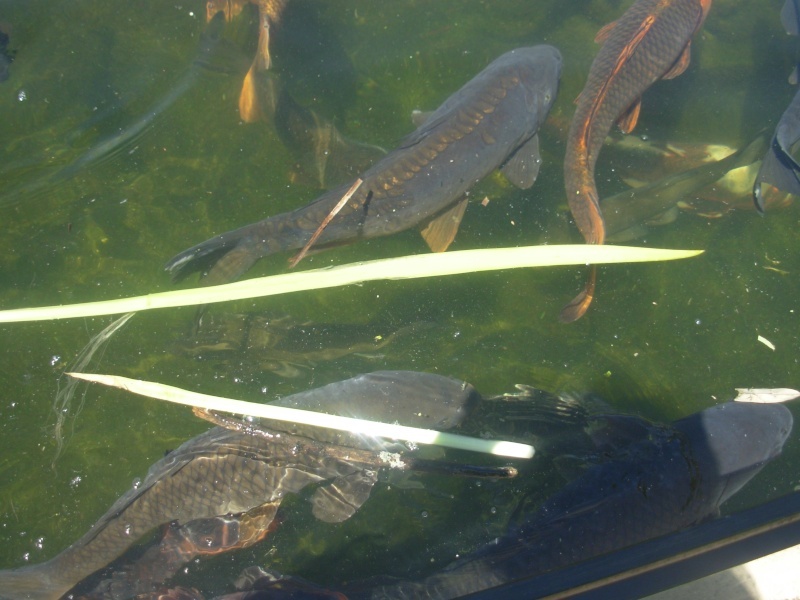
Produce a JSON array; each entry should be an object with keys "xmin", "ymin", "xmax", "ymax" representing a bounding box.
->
[{"xmin": 0, "ymin": 0, "xmax": 798, "ymax": 597}]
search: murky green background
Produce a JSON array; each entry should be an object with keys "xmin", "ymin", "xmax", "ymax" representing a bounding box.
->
[{"xmin": 0, "ymin": 0, "xmax": 798, "ymax": 595}]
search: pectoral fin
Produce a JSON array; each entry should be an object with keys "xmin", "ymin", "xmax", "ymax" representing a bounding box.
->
[
  {"xmin": 311, "ymin": 470, "xmax": 378, "ymax": 523},
  {"xmin": 663, "ymin": 43, "xmax": 692, "ymax": 80},
  {"xmin": 501, "ymin": 134, "xmax": 542, "ymax": 189},
  {"xmin": 616, "ymin": 98, "xmax": 641, "ymax": 134},
  {"xmin": 594, "ymin": 20, "xmax": 618, "ymax": 44},
  {"xmin": 419, "ymin": 197, "xmax": 469, "ymax": 252}
]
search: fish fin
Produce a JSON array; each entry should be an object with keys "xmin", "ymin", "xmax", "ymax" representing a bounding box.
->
[
  {"xmin": 644, "ymin": 205, "xmax": 680, "ymax": 226},
  {"xmin": 484, "ymin": 387, "xmax": 592, "ymax": 427},
  {"xmin": 501, "ymin": 134, "xmax": 542, "ymax": 189},
  {"xmin": 607, "ymin": 223, "xmax": 648, "ymax": 243},
  {"xmin": 553, "ymin": 454, "xmax": 592, "ymax": 481},
  {"xmin": 411, "ymin": 109, "xmax": 435, "ymax": 128},
  {"xmin": 239, "ymin": 64, "xmax": 264, "ymax": 122},
  {"xmin": 311, "ymin": 471, "xmax": 378, "ymax": 523},
  {"xmin": 559, "ymin": 266, "xmax": 597, "ymax": 323},
  {"xmin": 790, "ymin": 65, "xmax": 799, "ymax": 85},
  {"xmin": 594, "ymin": 19, "xmax": 618, "ymax": 44},
  {"xmin": 782, "ymin": 0, "xmax": 800, "ymax": 35},
  {"xmin": 621, "ymin": 177, "xmax": 648, "ymax": 188},
  {"xmin": 253, "ymin": 10, "xmax": 272, "ymax": 71},
  {"xmin": 586, "ymin": 415, "xmax": 652, "ymax": 453},
  {"xmin": 616, "ymin": 98, "xmax": 641, "ymax": 134},
  {"xmin": 662, "ymin": 43, "xmax": 692, "ymax": 80},
  {"xmin": 165, "ymin": 232, "xmax": 260, "ymax": 285},
  {"xmin": 419, "ymin": 197, "xmax": 469, "ymax": 252}
]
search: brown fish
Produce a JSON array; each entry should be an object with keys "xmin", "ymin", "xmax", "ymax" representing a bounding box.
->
[
  {"xmin": 561, "ymin": 0, "xmax": 712, "ymax": 322},
  {"xmin": 0, "ymin": 371, "xmax": 489, "ymax": 600},
  {"xmin": 207, "ymin": 0, "xmax": 288, "ymax": 122},
  {"xmin": 165, "ymin": 46, "xmax": 561, "ymax": 285}
]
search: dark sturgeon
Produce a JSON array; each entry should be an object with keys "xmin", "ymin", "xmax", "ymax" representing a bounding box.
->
[
  {"xmin": 165, "ymin": 46, "xmax": 562, "ymax": 285},
  {"xmin": 0, "ymin": 371, "xmax": 486, "ymax": 600}
]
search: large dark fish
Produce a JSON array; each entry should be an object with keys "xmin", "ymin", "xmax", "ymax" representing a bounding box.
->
[
  {"xmin": 367, "ymin": 400, "xmax": 792, "ymax": 599},
  {"xmin": 561, "ymin": 0, "xmax": 712, "ymax": 322},
  {"xmin": 165, "ymin": 46, "xmax": 562, "ymax": 285},
  {"xmin": 0, "ymin": 371, "xmax": 484, "ymax": 600},
  {"xmin": 752, "ymin": 0, "xmax": 800, "ymax": 209}
]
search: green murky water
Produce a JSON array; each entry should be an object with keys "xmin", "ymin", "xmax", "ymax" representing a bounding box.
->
[{"xmin": 0, "ymin": 0, "xmax": 798, "ymax": 595}]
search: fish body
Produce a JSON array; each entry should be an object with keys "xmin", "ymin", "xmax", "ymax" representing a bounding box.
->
[
  {"xmin": 165, "ymin": 46, "xmax": 562, "ymax": 285},
  {"xmin": 179, "ymin": 312, "xmax": 422, "ymax": 378},
  {"xmin": 602, "ymin": 132, "xmax": 769, "ymax": 239},
  {"xmin": 207, "ymin": 0, "xmax": 288, "ymax": 122},
  {"xmin": 561, "ymin": 0, "xmax": 712, "ymax": 321},
  {"xmin": 0, "ymin": 371, "xmax": 479, "ymax": 600},
  {"xmin": 370, "ymin": 401, "xmax": 792, "ymax": 599}
]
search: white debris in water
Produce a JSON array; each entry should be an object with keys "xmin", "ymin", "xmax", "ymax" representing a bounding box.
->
[
  {"xmin": 734, "ymin": 388, "xmax": 800, "ymax": 404},
  {"xmin": 379, "ymin": 451, "xmax": 406, "ymax": 469},
  {"xmin": 757, "ymin": 335, "xmax": 776, "ymax": 350}
]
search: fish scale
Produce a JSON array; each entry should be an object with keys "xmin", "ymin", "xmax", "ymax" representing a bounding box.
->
[
  {"xmin": 561, "ymin": 0, "xmax": 711, "ymax": 322},
  {"xmin": 0, "ymin": 371, "xmax": 481, "ymax": 600},
  {"xmin": 369, "ymin": 402, "xmax": 791, "ymax": 600},
  {"xmin": 0, "ymin": 428, "xmax": 356, "ymax": 600}
]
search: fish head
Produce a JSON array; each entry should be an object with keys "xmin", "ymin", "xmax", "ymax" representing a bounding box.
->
[
  {"xmin": 673, "ymin": 402, "xmax": 793, "ymax": 506},
  {"xmin": 516, "ymin": 45, "xmax": 562, "ymax": 127}
]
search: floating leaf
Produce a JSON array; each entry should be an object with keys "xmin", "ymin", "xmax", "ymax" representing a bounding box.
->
[
  {"xmin": 67, "ymin": 372, "xmax": 536, "ymax": 459},
  {"xmin": 0, "ymin": 244, "xmax": 703, "ymax": 323},
  {"xmin": 734, "ymin": 388, "xmax": 800, "ymax": 404}
]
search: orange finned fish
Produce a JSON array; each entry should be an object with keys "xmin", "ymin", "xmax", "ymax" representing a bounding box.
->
[
  {"xmin": 207, "ymin": 0, "xmax": 288, "ymax": 122},
  {"xmin": 562, "ymin": 0, "xmax": 712, "ymax": 322}
]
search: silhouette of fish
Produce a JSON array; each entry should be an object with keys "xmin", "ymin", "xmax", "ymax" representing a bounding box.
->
[{"xmin": 165, "ymin": 46, "xmax": 561, "ymax": 286}]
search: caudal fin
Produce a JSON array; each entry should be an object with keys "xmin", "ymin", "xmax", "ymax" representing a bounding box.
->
[
  {"xmin": 0, "ymin": 563, "xmax": 70, "ymax": 600},
  {"xmin": 165, "ymin": 228, "xmax": 261, "ymax": 285}
]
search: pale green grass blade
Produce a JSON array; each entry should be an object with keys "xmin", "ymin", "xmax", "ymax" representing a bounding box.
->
[
  {"xmin": 0, "ymin": 245, "xmax": 703, "ymax": 323},
  {"xmin": 67, "ymin": 372, "xmax": 535, "ymax": 459}
]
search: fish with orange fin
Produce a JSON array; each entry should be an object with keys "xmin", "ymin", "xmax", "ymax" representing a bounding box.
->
[
  {"xmin": 207, "ymin": 0, "xmax": 288, "ymax": 122},
  {"xmin": 0, "ymin": 371, "xmax": 512, "ymax": 600},
  {"xmin": 561, "ymin": 0, "xmax": 713, "ymax": 322}
]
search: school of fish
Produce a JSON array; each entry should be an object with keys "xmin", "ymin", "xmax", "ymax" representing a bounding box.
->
[{"xmin": 2, "ymin": 0, "xmax": 800, "ymax": 598}]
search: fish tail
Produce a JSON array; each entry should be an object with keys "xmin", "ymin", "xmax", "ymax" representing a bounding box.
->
[
  {"xmin": 559, "ymin": 265, "xmax": 597, "ymax": 323},
  {"xmin": 0, "ymin": 562, "xmax": 68, "ymax": 600},
  {"xmin": 165, "ymin": 214, "xmax": 309, "ymax": 284},
  {"xmin": 565, "ymin": 165, "xmax": 606, "ymax": 245}
]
